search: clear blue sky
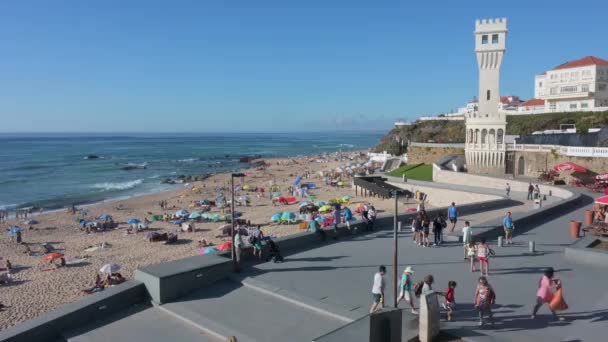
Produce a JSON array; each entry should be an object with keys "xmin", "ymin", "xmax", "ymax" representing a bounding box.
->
[{"xmin": 1, "ymin": 0, "xmax": 607, "ymax": 133}]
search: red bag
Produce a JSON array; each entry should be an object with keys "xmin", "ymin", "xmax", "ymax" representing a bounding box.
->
[{"xmin": 549, "ymin": 288, "xmax": 568, "ymax": 311}]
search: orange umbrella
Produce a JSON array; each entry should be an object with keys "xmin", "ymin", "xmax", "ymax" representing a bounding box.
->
[
  {"xmin": 42, "ymin": 253, "xmax": 64, "ymax": 262},
  {"xmin": 217, "ymin": 241, "xmax": 232, "ymax": 251}
]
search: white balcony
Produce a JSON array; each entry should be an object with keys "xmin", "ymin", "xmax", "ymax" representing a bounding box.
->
[{"xmin": 542, "ymin": 91, "xmax": 593, "ymax": 100}]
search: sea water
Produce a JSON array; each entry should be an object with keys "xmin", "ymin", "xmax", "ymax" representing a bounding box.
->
[{"xmin": 0, "ymin": 132, "xmax": 383, "ymax": 210}]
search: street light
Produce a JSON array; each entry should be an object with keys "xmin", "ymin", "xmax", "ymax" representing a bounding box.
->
[
  {"xmin": 390, "ymin": 190, "xmax": 404, "ymax": 308},
  {"xmin": 231, "ymin": 172, "xmax": 246, "ymax": 272}
]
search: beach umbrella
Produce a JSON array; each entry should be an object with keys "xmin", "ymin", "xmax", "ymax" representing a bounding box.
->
[
  {"xmin": 299, "ymin": 201, "xmax": 311, "ymax": 207},
  {"xmin": 189, "ymin": 212, "xmax": 202, "ymax": 219},
  {"xmin": 200, "ymin": 199, "xmax": 211, "ymax": 204},
  {"xmin": 41, "ymin": 252, "xmax": 64, "ymax": 262},
  {"xmin": 238, "ymin": 195, "xmax": 250, "ymax": 202},
  {"xmin": 293, "ymin": 176, "xmax": 302, "ymax": 186},
  {"xmin": 342, "ymin": 195, "xmax": 353, "ymax": 200},
  {"xmin": 217, "ymin": 241, "xmax": 232, "ymax": 251},
  {"xmin": 99, "ymin": 263, "xmax": 121, "ymax": 274},
  {"xmin": 595, "ymin": 195, "xmax": 608, "ymax": 205},
  {"xmin": 314, "ymin": 201, "xmax": 326, "ymax": 207},
  {"xmin": 175, "ymin": 209, "xmax": 189, "ymax": 217},
  {"xmin": 98, "ymin": 214, "xmax": 112, "ymax": 220},
  {"xmin": 127, "ymin": 218, "xmax": 140, "ymax": 224},
  {"xmin": 281, "ymin": 212, "xmax": 296, "ymax": 220},
  {"xmin": 8, "ymin": 226, "xmax": 22, "ymax": 235},
  {"xmin": 271, "ymin": 213, "xmax": 283, "ymax": 222},
  {"xmin": 319, "ymin": 205, "xmax": 332, "ymax": 212},
  {"xmin": 553, "ymin": 162, "xmax": 587, "ymax": 173},
  {"xmin": 315, "ymin": 216, "xmax": 326, "ymax": 223},
  {"xmin": 337, "ymin": 181, "xmax": 345, "ymax": 187},
  {"xmin": 209, "ymin": 214, "xmax": 221, "ymax": 222},
  {"xmin": 145, "ymin": 232, "xmax": 159, "ymax": 240}
]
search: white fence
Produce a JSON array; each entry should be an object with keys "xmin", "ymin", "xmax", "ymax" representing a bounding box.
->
[
  {"xmin": 505, "ymin": 143, "xmax": 608, "ymax": 158},
  {"xmin": 510, "ymin": 106, "xmax": 608, "ymax": 116},
  {"xmin": 410, "ymin": 142, "xmax": 466, "ymax": 148}
]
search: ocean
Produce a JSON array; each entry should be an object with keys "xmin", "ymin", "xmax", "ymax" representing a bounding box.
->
[{"xmin": 0, "ymin": 132, "xmax": 383, "ymax": 211}]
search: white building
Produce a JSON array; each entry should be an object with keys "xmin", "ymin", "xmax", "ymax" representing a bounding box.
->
[
  {"xmin": 465, "ymin": 18, "xmax": 508, "ymax": 175},
  {"xmin": 518, "ymin": 98, "xmax": 545, "ymax": 113},
  {"xmin": 534, "ymin": 56, "xmax": 608, "ymax": 112}
]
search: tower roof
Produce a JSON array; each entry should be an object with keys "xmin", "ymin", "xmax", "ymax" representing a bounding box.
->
[{"xmin": 552, "ymin": 56, "xmax": 608, "ymax": 70}]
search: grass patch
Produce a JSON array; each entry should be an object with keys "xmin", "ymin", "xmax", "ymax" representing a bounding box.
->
[{"xmin": 387, "ymin": 164, "xmax": 433, "ymax": 181}]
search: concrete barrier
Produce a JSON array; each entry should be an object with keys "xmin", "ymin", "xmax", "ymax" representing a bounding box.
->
[
  {"xmin": 0, "ymin": 280, "xmax": 146, "ymax": 342},
  {"xmin": 134, "ymin": 254, "xmax": 232, "ymax": 304}
]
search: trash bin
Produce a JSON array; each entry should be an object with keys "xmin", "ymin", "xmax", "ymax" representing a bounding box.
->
[{"xmin": 534, "ymin": 199, "xmax": 542, "ymax": 209}]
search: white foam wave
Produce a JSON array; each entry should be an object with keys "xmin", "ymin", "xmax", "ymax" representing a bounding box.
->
[
  {"xmin": 92, "ymin": 179, "xmax": 144, "ymax": 191},
  {"xmin": 178, "ymin": 158, "xmax": 199, "ymax": 163}
]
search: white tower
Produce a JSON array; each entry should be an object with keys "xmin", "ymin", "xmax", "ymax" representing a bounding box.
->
[{"xmin": 465, "ymin": 18, "xmax": 508, "ymax": 175}]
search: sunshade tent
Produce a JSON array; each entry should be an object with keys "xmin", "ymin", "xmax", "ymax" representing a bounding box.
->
[
  {"xmin": 100, "ymin": 263, "xmax": 121, "ymax": 274},
  {"xmin": 189, "ymin": 212, "xmax": 202, "ymax": 219},
  {"xmin": 553, "ymin": 162, "xmax": 588, "ymax": 173},
  {"xmin": 200, "ymin": 199, "xmax": 211, "ymax": 204},
  {"xmin": 595, "ymin": 195, "xmax": 608, "ymax": 205},
  {"xmin": 315, "ymin": 201, "xmax": 326, "ymax": 207},
  {"xmin": 243, "ymin": 185, "xmax": 251, "ymax": 190},
  {"xmin": 217, "ymin": 241, "xmax": 232, "ymax": 251},
  {"xmin": 271, "ymin": 213, "xmax": 283, "ymax": 222},
  {"xmin": 342, "ymin": 195, "xmax": 353, "ymax": 200},
  {"xmin": 127, "ymin": 219, "xmax": 140, "ymax": 224},
  {"xmin": 319, "ymin": 205, "xmax": 332, "ymax": 212},
  {"xmin": 42, "ymin": 252, "xmax": 64, "ymax": 262},
  {"xmin": 175, "ymin": 209, "xmax": 189, "ymax": 217}
]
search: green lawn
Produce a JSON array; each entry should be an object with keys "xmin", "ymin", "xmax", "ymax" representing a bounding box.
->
[{"xmin": 387, "ymin": 163, "xmax": 433, "ymax": 181}]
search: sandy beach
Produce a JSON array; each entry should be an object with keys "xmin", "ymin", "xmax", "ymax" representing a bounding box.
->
[{"xmin": 0, "ymin": 152, "xmax": 504, "ymax": 330}]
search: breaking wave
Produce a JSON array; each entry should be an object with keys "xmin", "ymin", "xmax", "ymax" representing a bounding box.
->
[{"xmin": 91, "ymin": 179, "xmax": 144, "ymax": 191}]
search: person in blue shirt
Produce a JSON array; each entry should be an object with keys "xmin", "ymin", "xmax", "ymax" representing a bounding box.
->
[
  {"xmin": 503, "ymin": 211, "xmax": 515, "ymax": 244},
  {"xmin": 343, "ymin": 206, "xmax": 355, "ymax": 233},
  {"xmin": 448, "ymin": 202, "xmax": 458, "ymax": 232}
]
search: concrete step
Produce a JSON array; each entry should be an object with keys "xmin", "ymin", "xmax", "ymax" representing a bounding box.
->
[
  {"xmin": 159, "ymin": 279, "xmax": 350, "ymax": 342},
  {"xmin": 65, "ymin": 305, "xmax": 219, "ymax": 342}
]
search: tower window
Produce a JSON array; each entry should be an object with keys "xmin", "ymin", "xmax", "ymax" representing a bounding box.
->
[
  {"xmin": 482, "ymin": 35, "xmax": 488, "ymax": 44},
  {"xmin": 487, "ymin": 90, "xmax": 491, "ymax": 100},
  {"xmin": 492, "ymin": 34, "xmax": 498, "ymax": 44}
]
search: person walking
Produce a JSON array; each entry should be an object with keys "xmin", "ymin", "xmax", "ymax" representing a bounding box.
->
[
  {"xmin": 448, "ymin": 202, "xmax": 458, "ymax": 232},
  {"xmin": 422, "ymin": 214, "xmax": 431, "ymax": 247},
  {"xmin": 505, "ymin": 183, "xmax": 511, "ymax": 198},
  {"xmin": 234, "ymin": 228, "xmax": 244, "ymax": 271},
  {"xmin": 412, "ymin": 213, "xmax": 422, "ymax": 245},
  {"xmin": 249, "ymin": 225, "xmax": 264, "ymax": 260},
  {"xmin": 462, "ymin": 221, "xmax": 472, "ymax": 259},
  {"xmin": 433, "ymin": 213, "xmax": 446, "ymax": 246},
  {"xmin": 503, "ymin": 211, "xmax": 515, "ymax": 244},
  {"xmin": 534, "ymin": 184, "xmax": 541, "ymax": 199},
  {"xmin": 441, "ymin": 281, "xmax": 457, "ymax": 321},
  {"xmin": 474, "ymin": 276, "xmax": 496, "ymax": 327},
  {"xmin": 477, "ymin": 238, "xmax": 491, "ymax": 276},
  {"xmin": 531, "ymin": 267, "xmax": 565, "ymax": 320},
  {"xmin": 370, "ymin": 265, "xmax": 387, "ymax": 313},
  {"xmin": 527, "ymin": 183, "xmax": 534, "ymax": 200},
  {"xmin": 343, "ymin": 206, "xmax": 354, "ymax": 232},
  {"xmin": 397, "ymin": 266, "xmax": 418, "ymax": 314},
  {"xmin": 368, "ymin": 205, "xmax": 377, "ymax": 231}
]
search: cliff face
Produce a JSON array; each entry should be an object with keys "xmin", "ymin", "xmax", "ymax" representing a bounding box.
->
[{"xmin": 374, "ymin": 111, "xmax": 608, "ymax": 154}]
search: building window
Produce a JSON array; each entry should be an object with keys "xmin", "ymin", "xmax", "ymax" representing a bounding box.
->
[
  {"xmin": 487, "ymin": 90, "xmax": 491, "ymax": 100},
  {"xmin": 482, "ymin": 35, "xmax": 488, "ymax": 44},
  {"xmin": 570, "ymin": 103, "xmax": 578, "ymax": 109},
  {"xmin": 581, "ymin": 103, "xmax": 589, "ymax": 108},
  {"xmin": 539, "ymin": 82, "xmax": 543, "ymax": 88},
  {"xmin": 560, "ymin": 86, "xmax": 578, "ymax": 93},
  {"xmin": 549, "ymin": 102, "xmax": 556, "ymax": 111},
  {"xmin": 581, "ymin": 84, "xmax": 589, "ymax": 92},
  {"xmin": 492, "ymin": 34, "xmax": 498, "ymax": 44},
  {"xmin": 599, "ymin": 83, "xmax": 607, "ymax": 91},
  {"xmin": 550, "ymin": 87, "xmax": 558, "ymax": 95}
]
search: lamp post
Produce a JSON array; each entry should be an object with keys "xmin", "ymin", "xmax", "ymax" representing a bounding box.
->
[
  {"xmin": 391, "ymin": 190, "xmax": 401, "ymax": 308},
  {"xmin": 231, "ymin": 172, "xmax": 245, "ymax": 272}
]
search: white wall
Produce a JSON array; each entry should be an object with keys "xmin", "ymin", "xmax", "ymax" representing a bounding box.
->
[{"xmin": 387, "ymin": 182, "xmax": 501, "ymax": 207}]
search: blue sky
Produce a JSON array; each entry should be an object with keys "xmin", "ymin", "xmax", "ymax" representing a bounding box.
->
[{"xmin": 1, "ymin": 0, "xmax": 607, "ymax": 133}]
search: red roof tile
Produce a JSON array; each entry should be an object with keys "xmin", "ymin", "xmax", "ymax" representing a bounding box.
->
[
  {"xmin": 552, "ymin": 56, "xmax": 608, "ymax": 70},
  {"xmin": 520, "ymin": 98, "xmax": 545, "ymax": 107}
]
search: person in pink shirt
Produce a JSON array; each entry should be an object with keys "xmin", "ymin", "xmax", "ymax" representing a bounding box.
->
[{"xmin": 531, "ymin": 267, "xmax": 564, "ymax": 320}]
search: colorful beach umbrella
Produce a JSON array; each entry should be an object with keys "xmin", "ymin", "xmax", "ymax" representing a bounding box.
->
[
  {"xmin": 315, "ymin": 201, "xmax": 326, "ymax": 207},
  {"xmin": 127, "ymin": 219, "xmax": 140, "ymax": 224},
  {"xmin": 299, "ymin": 201, "xmax": 311, "ymax": 207},
  {"xmin": 8, "ymin": 226, "xmax": 22, "ymax": 235},
  {"xmin": 553, "ymin": 162, "xmax": 587, "ymax": 173},
  {"xmin": 271, "ymin": 213, "xmax": 283, "ymax": 222},
  {"xmin": 41, "ymin": 252, "xmax": 64, "ymax": 262},
  {"xmin": 243, "ymin": 185, "xmax": 251, "ymax": 190},
  {"xmin": 99, "ymin": 263, "xmax": 121, "ymax": 274},
  {"xmin": 281, "ymin": 212, "xmax": 296, "ymax": 220},
  {"xmin": 595, "ymin": 195, "xmax": 608, "ymax": 205},
  {"xmin": 200, "ymin": 199, "xmax": 211, "ymax": 204},
  {"xmin": 319, "ymin": 205, "xmax": 332, "ymax": 212},
  {"xmin": 98, "ymin": 214, "xmax": 112, "ymax": 220}
]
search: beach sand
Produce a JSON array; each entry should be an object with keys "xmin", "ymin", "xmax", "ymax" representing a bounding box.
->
[{"xmin": 0, "ymin": 154, "xmax": 493, "ymax": 330}]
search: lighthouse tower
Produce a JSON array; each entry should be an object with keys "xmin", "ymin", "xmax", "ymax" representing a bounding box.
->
[{"xmin": 465, "ymin": 18, "xmax": 508, "ymax": 175}]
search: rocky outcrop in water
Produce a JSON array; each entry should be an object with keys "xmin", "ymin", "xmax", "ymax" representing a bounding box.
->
[{"xmin": 239, "ymin": 155, "xmax": 262, "ymax": 163}]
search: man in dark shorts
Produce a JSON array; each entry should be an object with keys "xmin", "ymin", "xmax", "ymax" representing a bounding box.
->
[{"xmin": 448, "ymin": 202, "xmax": 458, "ymax": 232}]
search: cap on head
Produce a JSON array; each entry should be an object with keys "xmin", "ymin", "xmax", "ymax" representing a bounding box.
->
[{"xmin": 403, "ymin": 266, "xmax": 414, "ymax": 274}]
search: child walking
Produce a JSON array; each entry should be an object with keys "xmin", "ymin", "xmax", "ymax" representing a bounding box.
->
[
  {"xmin": 474, "ymin": 276, "xmax": 496, "ymax": 327},
  {"xmin": 462, "ymin": 221, "xmax": 472, "ymax": 259},
  {"xmin": 441, "ymin": 281, "xmax": 457, "ymax": 321},
  {"xmin": 466, "ymin": 241, "xmax": 477, "ymax": 272},
  {"xmin": 477, "ymin": 238, "xmax": 491, "ymax": 276},
  {"xmin": 396, "ymin": 266, "xmax": 418, "ymax": 314}
]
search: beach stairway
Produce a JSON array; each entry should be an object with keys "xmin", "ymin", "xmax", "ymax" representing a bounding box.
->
[{"xmin": 155, "ymin": 277, "xmax": 355, "ymax": 342}]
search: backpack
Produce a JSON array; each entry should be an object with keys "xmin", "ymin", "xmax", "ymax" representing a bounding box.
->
[{"xmin": 414, "ymin": 281, "xmax": 424, "ymax": 298}]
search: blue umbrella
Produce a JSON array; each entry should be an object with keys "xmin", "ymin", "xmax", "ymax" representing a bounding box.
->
[
  {"xmin": 98, "ymin": 214, "xmax": 112, "ymax": 220},
  {"xmin": 189, "ymin": 212, "xmax": 202, "ymax": 219},
  {"xmin": 293, "ymin": 176, "xmax": 302, "ymax": 186},
  {"xmin": 8, "ymin": 226, "xmax": 22, "ymax": 235},
  {"xmin": 271, "ymin": 213, "xmax": 282, "ymax": 222},
  {"xmin": 315, "ymin": 216, "xmax": 326, "ymax": 223},
  {"xmin": 281, "ymin": 212, "xmax": 296, "ymax": 220},
  {"xmin": 299, "ymin": 201, "xmax": 311, "ymax": 207},
  {"xmin": 127, "ymin": 219, "xmax": 140, "ymax": 224}
]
